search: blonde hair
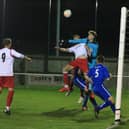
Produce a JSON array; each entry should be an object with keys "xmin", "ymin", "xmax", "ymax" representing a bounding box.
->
[
  {"xmin": 88, "ymin": 30, "xmax": 97, "ymax": 37},
  {"xmin": 2, "ymin": 38, "xmax": 12, "ymax": 47}
]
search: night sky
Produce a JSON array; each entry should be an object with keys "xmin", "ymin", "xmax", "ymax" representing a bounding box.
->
[{"xmin": 0, "ymin": 0, "xmax": 129, "ymax": 57}]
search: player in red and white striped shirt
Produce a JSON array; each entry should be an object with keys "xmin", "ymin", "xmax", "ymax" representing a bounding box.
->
[
  {"xmin": 55, "ymin": 43, "xmax": 91, "ymax": 92},
  {"xmin": 0, "ymin": 38, "xmax": 32, "ymax": 115}
]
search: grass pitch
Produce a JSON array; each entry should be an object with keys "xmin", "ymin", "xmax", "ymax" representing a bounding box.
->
[{"xmin": 0, "ymin": 86, "xmax": 129, "ymax": 129}]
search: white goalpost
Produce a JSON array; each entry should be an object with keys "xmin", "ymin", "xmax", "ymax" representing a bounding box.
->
[
  {"xmin": 115, "ymin": 7, "xmax": 127, "ymax": 124},
  {"xmin": 106, "ymin": 7, "xmax": 128, "ymax": 129}
]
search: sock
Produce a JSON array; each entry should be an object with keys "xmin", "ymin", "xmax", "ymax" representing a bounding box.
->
[
  {"xmin": 110, "ymin": 103, "xmax": 115, "ymax": 113},
  {"xmin": 63, "ymin": 72, "xmax": 69, "ymax": 87},
  {"xmin": 89, "ymin": 92, "xmax": 98, "ymax": 108},
  {"xmin": 64, "ymin": 85, "xmax": 69, "ymax": 88},
  {"xmin": 6, "ymin": 90, "xmax": 14, "ymax": 108},
  {"xmin": 69, "ymin": 79, "xmax": 74, "ymax": 91},
  {"xmin": 6, "ymin": 106, "xmax": 10, "ymax": 111},
  {"xmin": 98, "ymin": 101, "xmax": 110, "ymax": 110},
  {"xmin": 98, "ymin": 100, "xmax": 114, "ymax": 112},
  {"xmin": 80, "ymin": 89, "xmax": 84, "ymax": 98},
  {"xmin": 90, "ymin": 97, "xmax": 98, "ymax": 108},
  {"xmin": 82, "ymin": 94, "xmax": 89, "ymax": 107}
]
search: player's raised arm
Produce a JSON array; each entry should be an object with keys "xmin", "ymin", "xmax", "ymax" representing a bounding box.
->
[
  {"xmin": 24, "ymin": 56, "xmax": 32, "ymax": 61},
  {"xmin": 68, "ymin": 38, "xmax": 87, "ymax": 44},
  {"xmin": 55, "ymin": 46, "xmax": 69, "ymax": 52}
]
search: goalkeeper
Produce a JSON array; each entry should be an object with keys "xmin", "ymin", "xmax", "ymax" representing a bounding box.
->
[{"xmin": 68, "ymin": 30, "xmax": 99, "ymax": 68}]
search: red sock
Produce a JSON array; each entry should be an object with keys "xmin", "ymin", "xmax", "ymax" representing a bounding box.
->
[
  {"xmin": 63, "ymin": 72, "xmax": 69, "ymax": 86},
  {"xmin": 69, "ymin": 78, "xmax": 74, "ymax": 91},
  {"xmin": 6, "ymin": 91, "xmax": 14, "ymax": 107}
]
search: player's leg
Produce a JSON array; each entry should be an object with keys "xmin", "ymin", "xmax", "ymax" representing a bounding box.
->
[
  {"xmin": 93, "ymin": 89, "xmax": 101, "ymax": 118},
  {"xmin": 108, "ymin": 96, "xmax": 115, "ymax": 113},
  {"xmin": 4, "ymin": 87, "xmax": 14, "ymax": 115},
  {"xmin": 89, "ymin": 91, "xmax": 98, "ymax": 108},
  {"xmin": 82, "ymin": 83, "xmax": 98, "ymax": 109},
  {"xmin": 65, "ymin": 70, "xmax": 74, "ymax": 96},
  {"xmin": 95, "ymin": 85, "xmax": 115, "ymax": 113},
  {"xmin": 59, "ymin": 64, "xmax": 74, "ymax": 92},
  {"xmin": 4, "ymin": 76, "xmax": 15, "ymax": 115},
  {"xmin": 0, "ymin": 78, "xmax": 3, "ymax": 111},
  {"xmin": 78, "ymin": 89, "xmax": 85, "ymax": 104},
  {"xmin": 73, "ymin": 77, "xmax": 89, "ymax": 109},
  {"xmin": 80, "ymin": 71, "xmax": 92, "ymax": 106},
  {"xmin": 0, "ymin": 77, "xmax": 3, "ymax": 94},
  {"xmin": 96, "ymin": 96, "xmax": 115, "ymax": 113},
  {"xmin": 69, "ymin": 77, "xmax": 74, "ymax": 91},
  {"xmin": 77, "ymin": 59, "xmax": 89, "ymax": 104},
  {"xmin": 82, "ymin": 92, "xmax": 89, "ymax": 110},
  {"xmin": 0, "ymin": 87, "xmax": 2, "ymax": 91},
  {"xmin": 69, "ymin": 71, "xmax": 74, "ymax": 91},
  {"xmin": 82, "ymin": 90, "xmax": 98, "ymax": 111}
]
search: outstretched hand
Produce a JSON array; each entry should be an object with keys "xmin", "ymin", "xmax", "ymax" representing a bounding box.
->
[
  {"xmin": 25, "ymin": 56, "xmax": 32, "ymax": 62},
  {"xmin": 54, "ymin": 46, "xmax": 60, "ymax": 50}
]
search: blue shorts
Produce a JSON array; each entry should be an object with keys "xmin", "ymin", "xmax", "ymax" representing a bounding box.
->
[
  {"xmin": 93, "ymin": 84, "xmax": 111, "ymax": 101},
  {"xmin": 73, "ymin": 77, "xmax": 88, "ymax": 90}
]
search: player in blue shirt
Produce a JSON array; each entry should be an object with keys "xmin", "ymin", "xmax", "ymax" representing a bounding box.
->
[
  {"xmin": 68, "ymin": 67, "xmax": 98, "ymax": 110},
  {"xmin": 87, "ymin": 55, "xmax": 115, "ymax": 117}
]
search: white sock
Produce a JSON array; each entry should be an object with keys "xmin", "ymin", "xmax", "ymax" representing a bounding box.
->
[
  {"xmin": 6, "ymin": 106, "xmax": 10, "ymax": 111},
  {"xmin": 64, "ymin": 85, "xmax": 69, "ymax": 88}
]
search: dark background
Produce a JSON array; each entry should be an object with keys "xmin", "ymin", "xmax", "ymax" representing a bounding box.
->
[{"xmin": 0, "ymin": 0, "xmax": 128, "ymax": 57}]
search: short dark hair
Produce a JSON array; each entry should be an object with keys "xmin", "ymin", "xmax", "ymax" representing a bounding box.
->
[
  {"xmin": 1, "ymin": 38, "xmax": 12, "ymax": 47},
  {"xmin": 97, "ymin": 55, "xmax": 105, "ymax": 63}
]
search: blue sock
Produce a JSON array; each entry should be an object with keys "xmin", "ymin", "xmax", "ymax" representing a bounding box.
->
[
  {"xmin": 98, "ymin": 102, "xmax": 109, "ymax": 110},
  {"xmin": 98, "ymin": 101, "xmax": 111, "ymax": 110},
  {"xmin": 98, "ymin": 100, "xmax": 115, "ymax": 113},
  {"xmin": 82, "ymin": 94, "xmax": 89, "ymax": 107},
  {"xmin": 110, "ymin": 103, "xmax": 115, "ymax": 113}
]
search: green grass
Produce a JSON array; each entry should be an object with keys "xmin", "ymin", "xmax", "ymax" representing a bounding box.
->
[{"xmin": 0, "ymin": 86, "xmax": 129, "ymax": 129}]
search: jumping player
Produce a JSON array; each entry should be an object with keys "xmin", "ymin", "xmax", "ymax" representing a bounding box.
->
[
  {"xmin": 55, "ymin": 43, "xmax": 91, "ymax": 92},
  {"xmin": 0, "ymin": 38, "xmax": 32, "ymax": 115},
  {"xmin": 87, "ymin": 55, "xmax": 115, "ymax": 117},
  {"xmin": 58, "ymin": 34, "xmax": 81, "ymax": 92}
]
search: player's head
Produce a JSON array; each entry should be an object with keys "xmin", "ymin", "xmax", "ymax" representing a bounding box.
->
[
  {"xmin": 97, "ymin": 55, "xmax": 105, "ymax": 64},
  {"xmin": 73, "ymin": 34, "xmax": 80, "ymax": 40},
  {"xmin": 2, "ymin": 38, "xmax": 12, "ymax": 48},
  {"xmin": 88, "ymin": 30, "xmax": 97, "ymax": 42}
]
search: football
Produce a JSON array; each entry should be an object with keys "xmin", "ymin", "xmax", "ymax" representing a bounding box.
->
[{"xmin": 64, "ymin": 9, "xmax": 72, "ymax": 18}]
